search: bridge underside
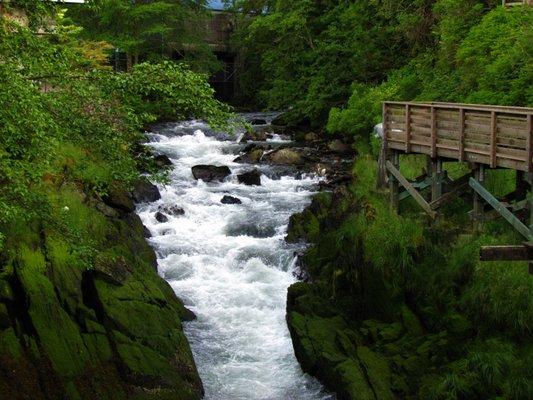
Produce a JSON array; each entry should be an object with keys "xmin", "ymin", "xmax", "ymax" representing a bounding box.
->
[{"xmin": 379, "ymin": 101, "xmax": 533, "ymax": 272}]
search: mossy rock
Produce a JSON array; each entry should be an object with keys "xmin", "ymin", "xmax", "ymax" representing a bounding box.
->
[
  {"xmin": 0, "ymin": 195, "xmax": 202, "ymax": 399},
  {"xmin": 401, "ymin": 305, "xmax": 424, "ymax": 336}
]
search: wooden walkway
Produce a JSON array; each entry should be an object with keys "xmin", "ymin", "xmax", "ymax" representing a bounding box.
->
[
  {"xmin": 380, "ymin": 101, "xmax": 533, "ymax": 271},
  {"xmin": 383, "ymin": 101, "xmax": 532, "ymax": 172},
  {"xmin": 502, "ymin": 0, "xmax": 533, "ymax": 7}
]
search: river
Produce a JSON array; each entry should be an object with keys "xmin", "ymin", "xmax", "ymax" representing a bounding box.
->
[{"xmin": 137, "ymin": 115, "xmax": 333, "ymax": 400}]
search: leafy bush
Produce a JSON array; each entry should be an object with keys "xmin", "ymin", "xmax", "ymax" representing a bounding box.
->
[{"xmin": 0, "ymin": 14, "xmax": 232, "ymax": 264}]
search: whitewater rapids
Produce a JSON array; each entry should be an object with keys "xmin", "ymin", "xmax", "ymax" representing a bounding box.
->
[{"xmin": 137, "ymin": 117, "xmax": 333, "ymax": 400}]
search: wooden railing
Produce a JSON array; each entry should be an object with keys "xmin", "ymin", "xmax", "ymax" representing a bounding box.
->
[
  {"xmin": 502, "ymin": 0, "xmax": 532, "ymax": 6},
  {"xmin": 383, "ymin": 101, "xmax": 533, "ymax": 172}
]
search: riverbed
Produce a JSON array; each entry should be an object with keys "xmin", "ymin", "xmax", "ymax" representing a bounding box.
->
[{"xmin": 137, "ymin": 116, "xmax": 333, "ymax": 400}]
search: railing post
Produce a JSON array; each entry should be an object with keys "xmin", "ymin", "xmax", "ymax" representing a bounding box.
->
[
  {"xmin": 431, "ymin": 158, "xmax": 443, "ymax": 202},
  {"xmin": 389, "ymin": 151, "xmax": 400, "ymax": 212},
  {"xmin": 526, "ymin": 114, "xmax": 532, "ymax": 172},
  {"xmin": 431, "ymin": 106, "xmax": 437, "ymax": 158},
  {"xmin": 405, "ymin": 104, "xmax": 411, "ymax": 153},
  {"xmin": 459, "ymin": 108, "xmax": 465, "ymax": 162},
  {"xmin": 473, "ymin": 164, "xmax": 486, "ymax": 229},
  {"xmin": 490, "ymin": 111, "xmax": 497, "ymax": 168}
]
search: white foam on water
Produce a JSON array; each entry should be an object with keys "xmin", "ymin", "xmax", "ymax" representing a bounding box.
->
[{"xmin": 138, "ymin": 121, "xmax": 333, "ymax": 400}]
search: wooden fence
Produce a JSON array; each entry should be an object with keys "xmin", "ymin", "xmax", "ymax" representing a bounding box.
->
[
  {"xmin": 383, "ymin": 101, "xmax": 533, "ymax": 172},
  {"xmin": 502, "ymin": 0, "xmax": 533, "ymax": 6}
]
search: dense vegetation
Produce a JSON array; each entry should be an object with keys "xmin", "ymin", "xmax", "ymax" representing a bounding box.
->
[
  {"xmin": 1, "ymin": 0, "xmax": 531, "ymax": 399},
  {"xmin": 225, "ymin": 1, "xmax": 533, "ymax": 398},
  {"xmin": 286, "ymin": 151, "xmax": 532, "ymax": 399},
  {"xmin": 229, "ymin": 0, "xmax": 532, "ymax": 132},
  {"xmin": 66, "ymin": 0, "xmax": 219, "ymax": 72},
  {"xmin": 0, "ymin": 3, "xmax": 230, "ymax": 398}
]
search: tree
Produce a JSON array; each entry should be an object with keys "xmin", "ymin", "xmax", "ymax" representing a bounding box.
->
[{"xmin": 66, "ymin": 0, "xmax": 218, "ymax": 72}]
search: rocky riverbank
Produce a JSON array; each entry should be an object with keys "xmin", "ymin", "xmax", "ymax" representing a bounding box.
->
[
  {"xmin": 0, "ymin": 179, "xmax": 203, "ymax": 400},
  {"xmin": 284, "ymin": 154, "xmax": 532, "ymax": 399}
]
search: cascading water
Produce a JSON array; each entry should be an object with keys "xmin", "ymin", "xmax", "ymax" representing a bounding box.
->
[{"xmin": 137, "ymin": 115, "xmax": 333, "ymax": 400}]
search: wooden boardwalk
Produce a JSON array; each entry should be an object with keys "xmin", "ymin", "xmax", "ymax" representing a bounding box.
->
[
  {"xmin": 380, "ymin": 102, "xmax": 533, "ymax": 271},
  {"xmin": 383, "ymin": 101, "xmax": 532, "ymax": 172}
]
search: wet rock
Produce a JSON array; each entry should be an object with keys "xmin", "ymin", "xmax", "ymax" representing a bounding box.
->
[
  {"xmin": 328, "ymin": 139, "xmax": 352, "ymax": 155},
  {"xmin": 155, "ymin": 212, "xmax": 169, "ymax": 223},
  {"xmin": 103, "ymin": 186, "xmax": 134, "ymax": 212},
  {"xmin": 158, "ymin": 204, "xmax": 185, "ymax": 216},
  {"xmin": 95, "ymin": 201, "xmax": 121, "ymax": 218},
  {"xmin": 142, "ymin": 224, "xmax": 152, "ymax": 238},
  {"xmin": 237, "ymin": 169, "xmax": 262, "ymax": 186},
  {"xmin": 221, "ymin": 195, "xmax": 242, "ymax": 205},
  {"xmin": 241, "ymin": 128, "xmax": 270, "ymax": 142},
  {"xmin": 92, "ymin": 255, "xmax": 133, "ymax": 286},
  {"xmin": 234, "ymin": 147, "xmax": 264, "ymax": 163},
  {"xmin": 154, "ymin": 154, "xmax": 173, "ymax": 168},
  {"xmin": 249, "ymin": 118, "xmax": 267, "ymax": 125},
  {"xmin": 192, "ymin": 165, "xmax": 231, "ymax": 182},
  {"xmin": 132, "ymin": 179, "xmax": 161, "ymax": 203},
  {"xmin": 304, "ymin": 132, "xmax": 319, "ymax": 142},
  {"xmin": 264, "ymin": 148, "xmax": 304, "ymax": 165}
]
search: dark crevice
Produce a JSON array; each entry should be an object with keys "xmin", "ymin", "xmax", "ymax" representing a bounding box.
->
[
  {"xmin": 5, "ymin": 272, "xmax": 37, "ymax": 339},
  {"xmin": 5, "ymin": 271, "xmax": 66, "ymax": 399},
  {"xmin": 80, "ymin": 271, "xmax": 128, "ymax": 380}
]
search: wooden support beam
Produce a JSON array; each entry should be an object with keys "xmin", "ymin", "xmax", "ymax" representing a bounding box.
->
[
  {"xmin": 527, "ymin": 114, "xmax": 532, "ymax": 172},
  {"xmin": 459, "ymin": 108, "xmax": 465, "ymax": 162},
  {"xmin": 490, "ymin": 111, "xmax": 497, "ymax": 168},
  {"xmin": 429, "ymin": 174, "xmax": 470, "ymax": 210},
  {"xmin": 473, "ymin": 164, "xmax": 485, "ymax": 226},
  {"xmin": 469, "ymin": 177, "xmax": 533, "ymax": 240},
  {"xmin": 431, "ymin": 106, "xmax": 437, "ymax": 158},
  {"xmin": 405, "ymin": 104, "xmax": 411, "ymax": 153},
  {"xmin": 480, "ymin": 245, "xmax": 533, "ymax": 261},
  {"xmin": 431, "ymin": 158, "xmax": 443, "ymax": 202},
  {"xmin": 399, "ymin": 176, "xmax": 433, "ymax": 201},
  {"xmin": 386, "ymin": 160, "xmax": 436, "ymax": 218},
  {"xmin": 389, "ymin": 151, "xmax": 400, "ymax": 212}
]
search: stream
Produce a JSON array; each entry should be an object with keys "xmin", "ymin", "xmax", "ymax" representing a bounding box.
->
[{"xmin": 138, "ymin": 115, "xmax": 333, "ymax": 400}]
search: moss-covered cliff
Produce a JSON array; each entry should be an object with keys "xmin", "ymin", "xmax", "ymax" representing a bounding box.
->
[
  {"xmin": 286, "ymin": 156, "xmax": 532, "ymax": 399},
  {"xmin": 0, "ymin": 183, "xmax": 203, "ymax": 400}
]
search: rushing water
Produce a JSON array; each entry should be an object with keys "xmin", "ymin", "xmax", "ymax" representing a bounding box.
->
[{"xmin": 137, "ymin": 116, "xmax": 333, "ymax": 400}]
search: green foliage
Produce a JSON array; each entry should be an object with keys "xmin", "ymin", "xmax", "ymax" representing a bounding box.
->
[
  {"xmin": 328, "ymin": 3, "xmax": 532, "ymax": 139},
  {"xmin": 98, "ymin": 61, "xmax": 233, "ymax": 127},
  {"xmin": 66, "ymin": 0, "xmax": 219, "ymax": 73},
  {"xmin": 233, "ymin": 1, "xmax": 531, "ymax": 134},
  {"xmin": 287, "ymin": 152, "xmax": 532, "ymax": 398},
  {"xmin": 0, "ymin": 13, "xmax": 232, "ymax": 262}
]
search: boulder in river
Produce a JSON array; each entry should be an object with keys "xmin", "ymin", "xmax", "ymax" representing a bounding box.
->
[
  {"xmin": 249, "ymin": 118, "xmax": 267, "ymax": 125},
  {"xmin": 132, "ymin": 179, "xmax": 161, "ymax": 203},
  {"xmin": 221, "ymin": 195, "xmax": 242, "ymax": 205},
  {"xmin": 327, "ymin": 139, "xmax": 352, "ymax": 155},
  {"xmin": 192, "ymin": 165, "xmax": 231, "ymax": 182},
  {"xmin": 155, "ymin": 212, "xmax": 169, "ymax": 223},
  {"xmin": 154, "ymin": 154, "xmax": 173, "ymax": 168},
  {"xmin": 304, "ymin": 132, "xmax": 320, "ymax": 142},
  {"xmin": 103, "ymin": 185, "xmax": 135, "ymax": 212},
  {"xmin": 264, "ymin": 148, "xmax": 304, "ymax": 165},
  {"xmin": 234, "ymin": 147, "xmax": 264, "ymax": 164},
  {"xmin": 158, "ymin": 204, "xmax": 185, "ymax": 216},
  {"xmin": 238, "ymin": 169, "xmax": 262, "ymax": 186}
]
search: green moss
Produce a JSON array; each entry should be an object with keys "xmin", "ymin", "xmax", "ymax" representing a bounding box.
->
[
  {"xmin": 65, "ymin": 381, "xmax": 82, "ymax": 400},
  {"xmin": 335, "ymin": 358, "xmax": 375, "ymax": 399},
  {"xmin": 401, "ymin": 305, "xmax": 424, "ymax": 336},
  {"xmin": 17, "ymin": 246, "xmax": 91, "ymax": 377},
  {"xmin": 357, "ymin": 346, "xmax": 394, "ymax": 400},
  {"xmin": 0, "ymin": 328, "xmax": 23, "ymax": 359}
]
